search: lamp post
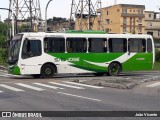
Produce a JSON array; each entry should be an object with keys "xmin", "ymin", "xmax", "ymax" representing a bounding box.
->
[{"xmin": 45, "ymin": 0, "xmax": 53, "ymax": 32}]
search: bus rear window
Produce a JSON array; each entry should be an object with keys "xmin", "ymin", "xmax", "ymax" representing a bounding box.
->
[{"xmin": 147, "ymin": 38, "xmax": 152, "ymax": 53}]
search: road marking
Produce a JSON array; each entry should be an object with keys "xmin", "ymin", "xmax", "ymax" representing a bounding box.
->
[
  {"xmin": 49, "ymin": 82, "xmax": 85, "ymax": 89},
  {"xmin": 58, "ymin": 92, "xmax": 101, "ymax": 102},
  {"xmin": 0, "ymin": 84, "xmax": 24, "ymax": 92},
  {"xmin": 0, "ymin": 90, "xmax": 3, "ymax": 93},
  {"xmin": 33, "ymin": 83, "xmax": 64, "ymax": 89},
  {"xmin": 15, "ymin": 83, "xmax": 45, "ymax": 91},
  {"xmin": 146, "ymin": 82, "xmax": 160, "ymax": 87},
  {"xmin": 0, "ymin": 74, "xmax": 24, "ymax": 78},
  {"xmin": 63, "ymin": 81, "xmax": 104, "ymax": 89}
]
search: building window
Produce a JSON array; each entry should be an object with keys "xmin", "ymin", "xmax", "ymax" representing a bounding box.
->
[
  {"xmin": 106, "ymin": 28, "xmax": 109, "ymax": 33},
  {"xmin": 149, "ymin": 22, "xmax": 152, "ymax": 26},
  {"xmin": 138, "ymin": 27, "xmax": 142, "ymax": 33},
  {"xmin": 139, "ymin": 18, "xmax": 142, "ymax": 24},
  {"xmin": 122, "ymin": 8, "xmax": 127, "ymax": 13},
  {"xmin": 138, "ymin": 9, "xmax": 143, "ymax": 14},
  {"xmin": 130, "ymin": 10, "xmax": 132, "ymax": 12},
  {"xmin": 109, "ymin": 38, "xmax": 127, "ymax": 52},
  {"xmin": 107, "ymin": 11, "xmax": 109, "ymax": 15},
  {"xmin": 123, "ymin": 17, "xmax": 127, "ymax": 25},
  {"xmin": 117, "ymin": 9, "xmax": 120, "ymax": 12},
  {"xmin": 123, "ymin": 27, "xmax": 127, "ymax": 33},
  {"xmin": 158, "ymin": 30, "xmax": 160, "ymax": 36},
  {"xmin": 106, "ymin": 19, "xmax": 110, "ymax": 24},
  {"xmin": 149, "ymin": 14, "xmax": 152, "ymax": 18}
]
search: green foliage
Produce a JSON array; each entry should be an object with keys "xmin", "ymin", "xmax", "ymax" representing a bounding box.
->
[
  {"xmin": 153, "ymin": 62, "xmax": 160, "ymax": 70},
  {"xmin": 18, "ymin": 24, "xmax": 31, "ymax": 32},
  {"xmin": 0, "ymin": 22, "xmax": 8, "ymax": 65},
  {"xmin": 0, "ymin": 48, "xmax": 7, "ymax": 65},
  {"xmin": 155, "ymin": 48, "xmax": 160, "ymax": 62},
  {"xmin": 47, "ymin": 17, "xmax": 69, "ymax": 23}
]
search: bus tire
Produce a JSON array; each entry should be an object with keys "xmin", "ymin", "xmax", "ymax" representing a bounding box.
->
[
  {"xmin": 108, "ymin": 62, "xmax": 121, "ymax": 76},
  {"xmin": 41, "ymin": 64, "xmax": 55, "ymax": 78}
]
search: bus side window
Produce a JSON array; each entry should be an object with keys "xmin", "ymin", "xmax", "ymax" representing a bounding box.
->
[
  {"xmin": 66, "ymin": 38, "xmax": 87, "ymax": 53},
  {"xmin": 88, "ymin": 38, "xmax": 107, "ymax": 53},
  {"xmin": 22, "ymin": 39, "xmax": 42, "ymax": 59},
  {"xmin": 128, "ymin": 39, "xmax": 146, "ymax": 52},
  {"xmin": 44, "ymin": 37, "xmax": 65, "ymax": 53},
  {"xmin": 147, "ymin": 38, "xmax": 152, "ymax": 53},
  {"xmin": 109, "ymin": 38, "xmax": 127, "ymax": 53}
]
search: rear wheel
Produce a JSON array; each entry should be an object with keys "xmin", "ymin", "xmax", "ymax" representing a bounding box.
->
[
  {"xmin": 41, "ymin": 64, "xmax": 55, "ymax": 78},
  {"xmin": 108, "ymin": 63, "xmax": 121, "ymax": 76}
]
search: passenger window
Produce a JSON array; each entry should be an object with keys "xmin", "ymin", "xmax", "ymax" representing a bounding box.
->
[
  {"xmin": 22, "ymin": 39, "xmax": 42, "ymax": 59},
  {"xmin": 128, "ymin": 39, "xmax": 146, "ymax": 52},
  {"xmin": 88, "ymin": 38, "xmax": 107, "ymax": 53},
  {"xmin": 147, "ymin": 38, "xmax": 152, "ymax": 53},
  {"xmin": 44, "ymin": 37, "xmax": 65, "ymax": 53},
  {"xmin": 109, "ymin": 38, "xmax": 127, "ymax": 52},
  {"xmin": 67, "ymin": 38, "xmax": 87, "ymax": 53}
]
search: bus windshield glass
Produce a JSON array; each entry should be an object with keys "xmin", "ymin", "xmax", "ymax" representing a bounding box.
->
[{"xmin": 8, "ymin": 34, "xmax": 23, "ymax": 64}]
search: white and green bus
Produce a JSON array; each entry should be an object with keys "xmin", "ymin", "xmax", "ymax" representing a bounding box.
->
[{"xmin": 8, "ymin": 30, "xmax": 155, "ymax": 78}]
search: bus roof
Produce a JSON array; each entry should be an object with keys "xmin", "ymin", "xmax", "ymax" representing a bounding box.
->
[
  {"xmin": 19, "ymin": 31, "xmax": 153, "ymax": 40},
  {"xmin": 65, "ymin": 30, "xmax": 106, "ymax": 34}
]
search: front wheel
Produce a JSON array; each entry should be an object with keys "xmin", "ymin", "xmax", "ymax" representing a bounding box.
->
[
  {"xmin": 108, "ymin": 63, "xmax": 121, "ymax": 76},
  {"xmin": 41, "ymin": 64, "xmax": 55, "ymax": 78}
]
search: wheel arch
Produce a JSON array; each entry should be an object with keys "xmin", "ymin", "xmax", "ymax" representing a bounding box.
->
[
  {"xmin": 108, "ymin": 61, "xmax": 122, "ymax": 72},
  {"xmin": 41, "ymin": 62, "xmax": 57, "ymax": 74}
]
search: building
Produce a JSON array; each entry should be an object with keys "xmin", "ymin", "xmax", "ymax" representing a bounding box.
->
[
  {"xmin": 75, "ymin": 4, "xmax": 146, "ymax": 34},
  {"xmin": 101, "ymin": 4, "xmax": 145, "ymax": 34},
  {"xmin": 47, "ymin": 21, "xmax": 70, "ymax": 32},
  {"xmin": 145, "ymin": 11, "xmax": 160, "ymax": 38}
]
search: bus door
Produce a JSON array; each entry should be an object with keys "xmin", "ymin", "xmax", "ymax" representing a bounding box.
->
[{"xmin": 21, "ymin": 38, "xmax": 42, "ymax": 74}]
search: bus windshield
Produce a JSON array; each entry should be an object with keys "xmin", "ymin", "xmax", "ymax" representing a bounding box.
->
[{"xmin": 8, "ymin": 34, "xmax": 23, "ymax": 65}]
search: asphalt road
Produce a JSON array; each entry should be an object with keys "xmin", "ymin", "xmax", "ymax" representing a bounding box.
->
[{"xmin": 0, "ymin": 71, "xmax": 160, "ymax": 120}]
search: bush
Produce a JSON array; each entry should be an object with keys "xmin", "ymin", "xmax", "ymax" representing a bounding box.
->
[
  {"xmin": 0, "ymin": 48, "xmax": 7, "ymax": 65},
  {"xmin": 155, "ymin": 48, "xmax": 160, "ymax": 62}
]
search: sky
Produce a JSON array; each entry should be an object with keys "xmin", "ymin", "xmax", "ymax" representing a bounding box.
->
[{"xmin": 0, "ymin": 0, "xmax": 159, "ymax": 21}]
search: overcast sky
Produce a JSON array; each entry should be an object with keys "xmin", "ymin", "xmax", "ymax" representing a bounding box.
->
[{"xmin": 0, "ymin": 0, "xmax": 159, "ymax": 21}]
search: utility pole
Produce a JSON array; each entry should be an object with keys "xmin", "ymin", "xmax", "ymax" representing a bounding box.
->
[
  {"xmin": 9, "ymin": 0, "xmax": 42, "ymax": 32},
  {"xmin": 70, "ymin": 0, "xmax": 103, "ymax": 30}
]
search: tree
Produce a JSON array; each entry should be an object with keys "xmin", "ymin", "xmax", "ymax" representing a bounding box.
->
[{"xmin": 0, "ymin": 22, "xmax": 8, "ymax": 48}]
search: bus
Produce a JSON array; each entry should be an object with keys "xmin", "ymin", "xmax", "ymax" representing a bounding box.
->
[{"xmin": 8, "ymin": 30, "xmax": 155, "ymax": 78}]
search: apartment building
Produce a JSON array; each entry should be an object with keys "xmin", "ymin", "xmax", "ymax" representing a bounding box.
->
[
  {"xmin": 75, "ymin": 4, "xmax": 145, "ymax": 34},
  {"xmin": 101, "ymin": 4, "xmax": 145, "ymax": 34},
  {"xmin": 145, "ymin": 11, "xmax": 160, "ymax": 38}
]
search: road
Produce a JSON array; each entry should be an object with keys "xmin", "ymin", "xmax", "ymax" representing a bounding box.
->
[{"xmin": 0, "ymin": 71, "xmax": 160, "ymax": 120}]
